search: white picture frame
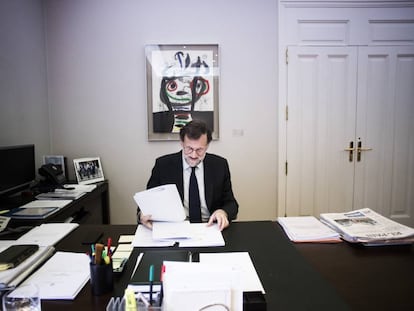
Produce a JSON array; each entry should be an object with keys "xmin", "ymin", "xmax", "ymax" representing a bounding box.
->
[
  {"xmin": 42, "ymin": 155, "xmax": 67, "ymax": 178},
  {"xmin": 73, "ymin": 157, "xmax": 104, "ymax": 185}
]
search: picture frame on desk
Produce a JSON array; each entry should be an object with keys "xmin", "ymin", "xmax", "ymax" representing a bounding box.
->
[
  {"xmin": 73, "ymin": 157, "xmax": 105, "ymax": 185},
  {"xmin": 42, "ymin": 155, "xmax": 67, "ymax": 179}
]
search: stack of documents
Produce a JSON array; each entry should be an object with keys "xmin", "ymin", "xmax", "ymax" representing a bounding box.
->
[
  {"xmin": 320, "ymin": 208, "xmax": 414, "ymax": 246},
  {"xmin": 0, "ymin": 245, "xmax": 55, "ymax": 290},
  {"xmin": 36, "ymin": 189, "xmax": 86, "ymax": 200},
  {"xmin": 160, "ymin": 260, "xmax": 241, "ymax": 311},
  {"xmin": 112, "ymin": 236, "xmax": 134, "ymax": 273},
  {"xmin": 133, "ymin": 184, "xmax": 224, "ymax": 247},
  {"xmin": 7, "ymin": 200, "xmax": 72, "ymax": 220},
  {"xmin": 154, "ymin": 252, "xmax": 265, "ymax": 311},
  {"xmin": 277, "ymin": 216, "xmax": 341, "ymax": 243},
  {"xmin": 132, "ymin": 222, "xmax": 225, "ymax": 247}
]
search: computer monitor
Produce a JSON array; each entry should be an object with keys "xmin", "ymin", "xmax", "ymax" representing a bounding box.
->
[{"xmin": 0, "ymin": 144, "xmax": 36, "ymax": 198}]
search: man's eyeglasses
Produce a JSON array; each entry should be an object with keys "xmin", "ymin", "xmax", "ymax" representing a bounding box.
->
[{"xmin": 183, "ymin": 146, "xmax": 206, "ymax": 155}]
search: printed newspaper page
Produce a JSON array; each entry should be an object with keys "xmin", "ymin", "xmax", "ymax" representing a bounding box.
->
[{"xmin": 320, "ymin": 208, "xmax": 414, "ymax": 244}]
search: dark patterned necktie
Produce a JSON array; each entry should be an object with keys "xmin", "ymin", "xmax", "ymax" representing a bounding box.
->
[{"xmin": 189, "ymin": 166, "xmax": 201, "ymax": 223}]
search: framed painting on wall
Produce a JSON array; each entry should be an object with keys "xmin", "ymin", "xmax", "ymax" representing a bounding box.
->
[{"xmin": 145, "ymin": 44, "xmax": 219, "ymax": 141}]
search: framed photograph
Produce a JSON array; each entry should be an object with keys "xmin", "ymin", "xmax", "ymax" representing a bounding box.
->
[
  {"xmin": 42, "ymin": 155, "xmax": 67, "ymax": 179},
  {"xmin": 145, "ymin": 44, "xmax": 219, "ymax": 141},
  {"xmin": 73, "ymin": 157, "xmax": 105, "ymax": 185}
]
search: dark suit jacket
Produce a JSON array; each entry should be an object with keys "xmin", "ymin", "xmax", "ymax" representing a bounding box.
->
[{"xmin": 146, "ymin": 151, "xmax": 238, "ymax": 221}]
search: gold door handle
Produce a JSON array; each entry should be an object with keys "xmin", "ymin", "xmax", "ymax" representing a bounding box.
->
[
  {"xmin": 357, "ymin": 140, "xmax": 372, "ymax": 162},
  {"xmin": 344, "ymin": 141, "xmax": 354, "ymax": 162}
]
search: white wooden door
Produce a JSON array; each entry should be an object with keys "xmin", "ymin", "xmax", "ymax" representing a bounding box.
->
[
  {"xmin": 284, "ymin": 46, "xmax": 414, "ymax": 227},
  {"xmin": 285, "ymin": 46, "xmax": 357, "ymax": 216},
  {"xmin": 355, "ymin": 46, "xmax": 414, "ymax": 226}
]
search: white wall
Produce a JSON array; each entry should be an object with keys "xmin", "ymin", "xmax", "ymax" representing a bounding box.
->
[
  {"xmin": 0, "ymin": 0, "xmax": 50, "ymax": 168},
  {"xmin": 3, "ymin": 0, "xmax": 279, "ymax": 224}
]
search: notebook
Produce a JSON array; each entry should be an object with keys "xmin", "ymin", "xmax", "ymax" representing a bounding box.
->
[{"xmin": 0, "ymin": 244, "xmax": 39, "ymax": 271}]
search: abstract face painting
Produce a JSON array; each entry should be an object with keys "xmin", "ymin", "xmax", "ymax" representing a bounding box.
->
[{"xmin": 147, "ymin": 45, "xmax": 218, "ymax": 136}]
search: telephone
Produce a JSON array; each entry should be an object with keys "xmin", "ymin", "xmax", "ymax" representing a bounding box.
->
[{"xmin": 38, "ymin": 163, "xmax": 66, "ymax": 187}]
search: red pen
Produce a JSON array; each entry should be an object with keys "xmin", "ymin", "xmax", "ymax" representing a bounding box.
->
[
  {"xmin": 160, "ymin": 264, "xmax": 166, "ymax": 281},
  {"xmin": 107, "ymin": 237, "xmax": 112, "ymax": 257}
]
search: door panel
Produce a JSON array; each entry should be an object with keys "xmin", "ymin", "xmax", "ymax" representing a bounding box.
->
[
  {"xmin": 355, "ymin": 47, "xmax": 414, "ymax": 226},
  {"xmin": 286, "ymin": 47, "xmax": 357, "ymax": 216}
]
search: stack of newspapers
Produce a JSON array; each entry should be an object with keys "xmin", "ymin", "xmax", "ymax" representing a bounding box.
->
[{"xmin": 320, "ymin": 208, "xmax": 414, "ymax": 246}]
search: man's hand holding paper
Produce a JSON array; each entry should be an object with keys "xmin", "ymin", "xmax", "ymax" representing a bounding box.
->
[{"xmin": 134, "ymin": 184, "xmax": 186, "ymax": 228}]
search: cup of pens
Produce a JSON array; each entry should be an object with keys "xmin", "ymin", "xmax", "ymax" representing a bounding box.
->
[{"xmin": 89, "ymin": 242, "xmax": 113, "ymax": 296}]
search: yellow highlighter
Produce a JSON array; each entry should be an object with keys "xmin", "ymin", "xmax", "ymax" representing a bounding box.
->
[{"xmin": 124, "ymin": 288, "xmax": 137, "ymax": 311}]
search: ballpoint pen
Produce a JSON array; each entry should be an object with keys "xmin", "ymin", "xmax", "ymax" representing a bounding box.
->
[
  {"xmin": 188, "ymin": 251, "xmax": 192, "ymax": 262},
  {"xmin": 149, "ymin": 264, "xmax": 154, "ymax": 305},
  {"xmin": 107, "ymin": 237, "xmax": 112, "ymax": 257},
  {"xmin": 159, "ymin": 264, "xmax": 165, "ymax": 307}
]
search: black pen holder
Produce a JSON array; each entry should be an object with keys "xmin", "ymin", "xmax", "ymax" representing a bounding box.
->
[{"xmin": 89, "ymin": 261, "xmax": 114, "ymax": 296}]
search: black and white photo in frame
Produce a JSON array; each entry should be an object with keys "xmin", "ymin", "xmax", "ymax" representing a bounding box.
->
[{"xmin": 73, "ymin": 157, "xmax": 104, "ymax": 185}]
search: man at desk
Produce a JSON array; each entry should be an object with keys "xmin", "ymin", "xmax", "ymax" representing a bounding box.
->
[{"xmin": 138, "ymin": 120, "xmax": 238, "ymax": 231}]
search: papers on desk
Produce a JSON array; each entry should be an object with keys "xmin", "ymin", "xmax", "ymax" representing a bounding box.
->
[
  {"xmin": 16, "ymin": 223, "xmax": 79, "ymax": 247},
  {"xmin": 20, "ymin": 200, "xmax": 72, "ymax": 209},
  {"xmin": 36, "ymin": 189, "xmax": 86, "ymax": 200},
  {"xmin": 320, "ymin": 208, "xmax": 414, "ymax": 246},
  {"xmin": 277, "ymin": 216, "xmax": 342, "ymax": 243},
  {"xmin": 7, "ymin": 200, "xmax": 73, "ymax": 220},
  {"xmin": 199, "ymin": 252, "xmax": 265, "ymax": 294},
  {"xmin": 133, "ymin": 184, "xmax": 186, "ymax": 222},
  {"xmin": 132, "ymin": 225, "xmax": 175, "ymax": 247},
  {"xmin": 0, "ymin": 245, "xmax": 55, "ymax": 289},
  {"xmin": 19, "ymin": 251, "xmax": 90, "ymax": 300},
  {"xmin": 63, "ymin": 183, "xmax": 97, "ymax": 192},
  {"xmin": 0, "ymin": 223, "xmax": 84, "ymax": 295},
  {"xmin": 112, "ymin": 236, "xmax": 135, "ymax": 273},
  {"xmin": 161, "ymin": 260, "xmax": 242, "ymax": 311},
  {"xmin": 132, "ymin": 222, "xmax": 225, "ymax": 247},
  {"xmin": 152, "ymin": 221, "xmax": 191, "ymax": 240}
]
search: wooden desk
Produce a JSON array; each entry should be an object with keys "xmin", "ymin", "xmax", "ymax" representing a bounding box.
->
[
  {"xmin": 292, "ymin": 224, "xmax": 414, "ymax": 311},
  {"xmin": 43, "ymin": 222, "xmax": 352, "ymax": 311},
  {"xmin": 37, "ymin": 221, "xmax": 414, "ymax": 310}
]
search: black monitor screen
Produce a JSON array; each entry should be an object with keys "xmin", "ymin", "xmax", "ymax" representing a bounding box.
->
[{"xmin": 0, "ymin": 144, "xmax": 36, "ymax": 197}]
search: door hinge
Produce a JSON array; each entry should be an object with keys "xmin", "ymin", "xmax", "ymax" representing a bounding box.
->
[
  {"xmin": 285, "ymin": 48, "xmax": 289, "ymax": 65},
  {"xmin": 285, "ymin": 161, "xmax": 288, "ymax": 175},
  {"xmin": 285, "ymin": 106, "xmax": 288, "ymax": 121}
]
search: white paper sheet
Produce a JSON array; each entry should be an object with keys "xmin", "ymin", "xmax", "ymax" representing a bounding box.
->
[
  {"xmin": 19, "ymin": 251, "xmax": 90, "ymax": 300},
  {"xmin": 118, "ymin": 235, "xmax": 135, "ymax": 243},
  {"xmin": 199, "ymin": 252, "xmax": 265, "ymax": 294},
  {"xmin": 152, "ymin": 221, "xmax": 192, "ymax": 240},
  {"xmin": 178, "ymin": 223, "xmax": 225, "ymax": 247},
  {"xmin": 16, "ymin": 223, "xmax": 79, "ymax": 246},
  {"xmin": 162, "ymin": 261, "xmax": 242, "ymax": 311},
  {"xmin": 63, "ymin": 184, "xmax": 96, "ymax": 192},
  {"xmin": 277, "ymin": 216, "xmax": 341, "ymax": 242},
  {"xmin": 133, "ymin": 184, "xmax": 186, "ymax": 222},
  {"xmin": 132, "ymin": 223, "xmax": 225, "ymax": 247},
  {"xmin": 132, "ymin": 225, "xmax": 176, "ymax": 247}
]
